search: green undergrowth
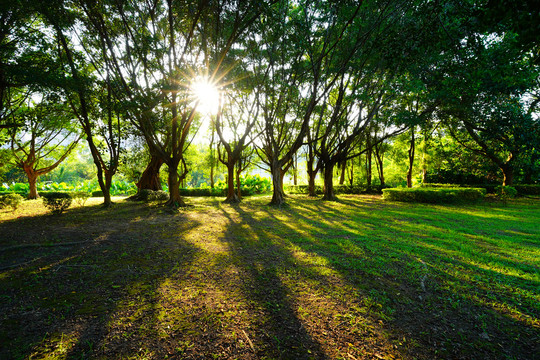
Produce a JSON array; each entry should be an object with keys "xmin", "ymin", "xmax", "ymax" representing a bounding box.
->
[
  {"xmin": 383, "ymin": 187, "xmax": 486, "ymax": 203},
  {"xmin": 0, "ymin": 195, "xmax": 538, "ymax": 359}
]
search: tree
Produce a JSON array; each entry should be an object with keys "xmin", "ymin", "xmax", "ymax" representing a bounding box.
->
[
  {"xmin": 253, "ymin": 0, "xmax": 367, "ymax": 205},
  {"xmin": 9, "ymin": 94, "xmax": 79, "ymax": 198},
  {"xmin": 68, "ymin": 0, "xmax": 272, "ymax": 207},
  {"xmin": 215, "ymin": 88, "xmax": 259, "ymax": 203},
  {"xmin": 433, "ymin": 31, "xmax": 538, "ymax": 185}
]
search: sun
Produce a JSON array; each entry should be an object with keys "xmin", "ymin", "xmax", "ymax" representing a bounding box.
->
[{"xmin": 191, "ymin": 77, "xmax": 221, "ymax": 116}]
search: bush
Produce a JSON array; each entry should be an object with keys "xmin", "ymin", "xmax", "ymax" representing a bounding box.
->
[
  {"xmin": 72, "ymin": 191, "xmax": 91, "ymax": 206},
  {"xmin": 495, "ymin": 186, "xmax": 517, "ymax": 200},
  {"xmin": 383, "ymin": 187, "xmax": 486, "ymax": 204},
  {"xmin": 137, "ymin": 189, "xmax": 170, "ymax": 202},
  {"xmin": 92, "ymin": 190, "xmax": 104, "ymax": 197},
  {"xmin": 422, "ymin": 183, "xmax": 498, "ymax": 194},
  {"xmin": 179, "ymin": 188, "xmax": 225, "ymax": 197},
  {"xmin": 0, "ymin": 193, "xmax": 24, "ymax": 211},
  {"xmin": 285, "ymin": 185, "xmax": 323, "ymax": 195},
  {"xmin": 513, "ymin": 184, "xmax": 540, "ymax": 196},
  {"xmin": 0, "ymin": 191, "xmax": 27, "ymax": 197},
  {"xmin": 42, "ymin": 192, "xmax": 72, "ymax": 214},
  {"xmin": 286, "ymin": 184, "xmax": 384, "ymax": 195}
]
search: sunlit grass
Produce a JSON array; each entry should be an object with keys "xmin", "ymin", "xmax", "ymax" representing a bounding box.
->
[{"xmin": 0, "ymin": 195, "xmax": 538, "ymax": 359}]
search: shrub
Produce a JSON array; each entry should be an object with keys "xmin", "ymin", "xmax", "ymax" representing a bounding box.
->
[
  {"xmin": 92, "ymin": 190, "xmax": 104, "ymax": 197},
  {"xmin": 72, "ymin": 191, "xmax": 91, "ymax": 206},
  {"xmin": 0, "ymin": 191, "xmax": 27, "ymax": 197},
  {"xmin": 513, "ymin": 185, "xmax": 540, "ymax": 196},
  {"xmin": 285, "ymin": 185, "xmax": 323, "ymax": 195},
  {"xmin": 495, "ymin": 186, "xmax": 517, "ymax": 200},
  {"xmin": 42, "ymin": 192, "xmax": 72, "ymax": 214},
  {"xmin": 383, "ymin": 187, "xmax": 486, "ymax": 204},
  {"xmin": 0, "ymin": 193, "xmax": 24, "ymax": 211},
  {"xmin": 137, "ymin": 189, "xmax": 170, "ymax": 202}
]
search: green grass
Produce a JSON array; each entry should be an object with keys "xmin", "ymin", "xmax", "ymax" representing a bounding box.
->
[{"xmin": 0, "ymin": 195, "xmax": 538, "ymax": 359}]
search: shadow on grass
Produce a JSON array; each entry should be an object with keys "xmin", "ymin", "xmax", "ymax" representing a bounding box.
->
[
  {"xmin": 1, "ymin": 195, "xmax": 538, "ymax": 359},
  {"xmin": 0, "ymin": 200, "xmax": 201, "ymax": 359},
  {"xmin": 214, "ymin": 195, "xmax": 539, "ymax": 359}
]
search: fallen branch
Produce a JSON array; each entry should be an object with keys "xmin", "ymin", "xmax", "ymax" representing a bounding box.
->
[{"xmin": 242, "ymin": 330, "xmax": 255, "ymax": 352}]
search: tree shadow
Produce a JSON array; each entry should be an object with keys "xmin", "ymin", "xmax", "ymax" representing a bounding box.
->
[{"xmin": 0, "ymin": 200, "xmax": 201, "ymax": 359}]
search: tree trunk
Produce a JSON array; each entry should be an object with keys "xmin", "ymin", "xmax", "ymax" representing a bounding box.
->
[
  {"xmin": 224, "ymin": 162, "xmax": 240, "ymax": 203},
  {"xmin": 366, "ymin": 149, "xmax": 372, "ymax": 187},
  {"xmin": 210, "ymin": 128, "xmax": 215, "ymax": 188},
  {"xmin": 339, "ymin": 161, "xmax": 346, "ymax": 185},
  {"xmin": 348, "ymin": 159, "xmax": 354, "ymax": 186},
  {"xmin": 293, "ymin": 153, "xmax": 298, "ymax": 186},
  {"xmin": 236, "ymin": 166, "xmax": 242, "ymax": 200},
  {"xmin": 270, "ymin": 161, "xmax": 286, "ymax": 206},
  {"xmin": 307, "ymin": 149, "xmax": 317, "ymax": 197},
  {"xmin": 103, "ymin": 170, "xmax": 114, "ymax": 207},
  {"xmin": 406, "ymin": 127, "xmax": 415, "ymax": 188},
  {"xmin": 165, "ymin": 165, "xmax": 186, "ymax": 207},
  {"xmin": 136, "ymin": 155, "xmax": 163, "ymax": 191},
  {"xmin": 25, "ymin": 169, "xmax": 39, "ymax": 200},
  {"xmin": 501, "ymin": 164, "xmax": 514, "ymax": 186},
  {"xmin": 322, "ymin": 162, "xmax": 337, "ymax": 201}
]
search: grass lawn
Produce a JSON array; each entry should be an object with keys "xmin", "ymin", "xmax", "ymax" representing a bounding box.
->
[{"xmin": 0, "ymin": 194, "xmax": 538, "ymax": 359}]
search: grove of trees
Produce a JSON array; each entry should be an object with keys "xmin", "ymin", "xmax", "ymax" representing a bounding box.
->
[{"xmin": 1, "ymin": 0, "xmax": 538, "ymax": 206}]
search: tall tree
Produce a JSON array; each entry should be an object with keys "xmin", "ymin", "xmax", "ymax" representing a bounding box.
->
[
  {"xmin": 215, "ymin": 88, "xmax": 259, "ymax": 203},
  {"xmin": 252, "ymin": 0, "xmax": 367, "ymax": 205},
  {"xmin": 70, "ymin": 0, "xmax": 271, "ymax": 207}
]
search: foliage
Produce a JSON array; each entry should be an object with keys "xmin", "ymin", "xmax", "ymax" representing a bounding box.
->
[
  {"xmin": 495, "ymin": 185, "xmax": 518, "ymax": 200},
  {"xmin": 41, "ymin": 192, "xmax": 72, "ymax": 214},
  {"xmin": 0, "ymin": 193, "xmax": 23, "ymax": 211},
  {"xmin": 513, "ymin": 184, "xmax": 540, "ymax": 196},
  {"xmin": 383, "ymin": 187, "xmax": 486, "ymax": 204},
  {"xmin": 137, "ymin": 189, "xmax": 170, "ymax": 202},
  {"xmin": 181, "ymin": 174, "xmax": 270, "ymax": 197},
  {"xmin": 71, "ymin": 191, "xmax": 90, "ymax": 207},
  {"xmin": 286, "ymin": 184, "xmax": 384, "ymax": 195}
]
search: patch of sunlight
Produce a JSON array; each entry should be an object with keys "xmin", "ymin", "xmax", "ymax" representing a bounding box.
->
[
  {"xmin": 181, "ymin": 217, "xmax": 231, "ymax": 254},
  {"xmin": 29, "ymin": 331, "xmax": 78, "ymax": 360},
  {"xmin": 288, "ymin": 246, "xmax": 341, "ymax": 277},
  {"xmin": 469, "ymin": 259, "xmax": 540, "ymax": 282},
  {"xmin": 469, "ymin": 293, "xmax": 539, "ymax": 328},
  {"xmin": 27, "ymin": 254, "xmax": 81, "ymax": 274},
  {"xmin": 504, "ymin": 229, "xmax": 535, "ymax": 237}
]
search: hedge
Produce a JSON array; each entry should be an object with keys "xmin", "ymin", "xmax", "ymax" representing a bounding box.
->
[
  {"xmin": 286, "ymin": 184, "xmax": 384, "ymax": 195},
  {"xmin": 0, "ymin": 191, "xmax": 27, "ymax": 197},
  {"xmin": 422, "ymin": 183, "xmax": 498, "ymax": 194},
  {"xmin": 383, "ymin": 187, "xmax": 486, "ymax": 203},
  {"xmin": 513, "ymin": 185, "xmax": 540, "ymax": 196},
  {"xmin": 41, "ymin": 192, "xmax": 73, "ymax": 214}
]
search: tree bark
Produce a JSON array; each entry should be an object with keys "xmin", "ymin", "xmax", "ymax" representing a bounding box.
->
[
  {"xmin": 406, "ymin": 127, "xmax": 415, "ymax": 188},
  {"xmin": 270, "ymin": 160, "xmax": 286, "ymax": 205},
  {"xmin": 136, "ymin": 155, "xmax": 163, "ymax": 191},
  {"xmin": 225, "ymin": 162, "xmax": 240, "ymax": 203},
  {"xmin": 322, "ymin": 162, "xmax": 337, "ymax": 201},
  {"xmin": 374, "ymin": 146, "xmax": 385, "ymax": 187},
  {"xmin": 501, "ymin": 164, "xmax": 514, "ymax": 186},
  {"xmin": 103, "ymin": 170, "xmax": 114, "ymax": 207},
  {"xmin": 209, "ymin": 127, "xmax": 215, "ymax": 188},
  {"xmin": 366, "ymin": 149, "xmax": 372, "ymax": 187},
  {"xmin": 236, "ymin": 165, "xmax": 242, "ymax": 200},
  {"xmin": 306, "ymin": 147, "xmax": 318, "ymax": 197},
  {"xmin": 293, "ymin": 153, "xmax": 298, "ymax": 186},
  {"xmin": 339, "ymin": 161, "xmax": 346, "ymax": 185},
  {"xmin": 165, "ymin": 165, "xmax": 186, "ymax": 207},
  {"xmin": 25, "ymin": 169, "xmax": 39, "ymax": 200}
]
